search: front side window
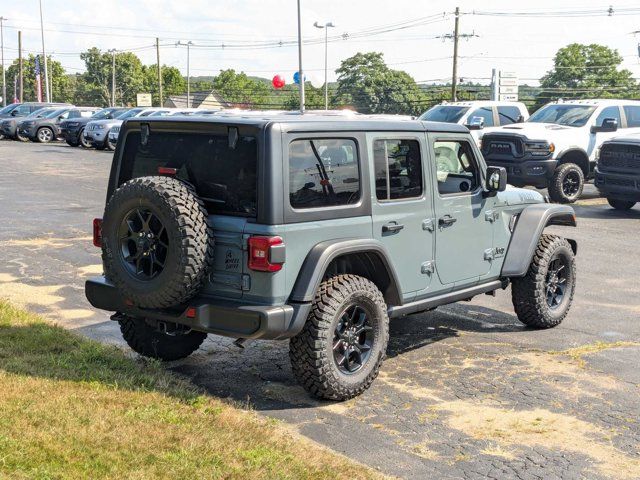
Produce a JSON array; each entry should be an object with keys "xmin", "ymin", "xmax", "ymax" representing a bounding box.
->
[
  {"xmin": 434, "ymin": 140, "xmax": 479, "ymax": 195},
  {"xmin": 468, "ymin": 107, "xmax": 495, "ymax": 127},
  {"xmin": 289, "ymin": 138, "xmax": 360, "ymax": 209},
  {"xmin": 624, "ymin": 106, "xmax": 640, "ymax": 128},
  {"xmin": 498, "ymin": 106, "xmax": 522, "ymax": 125},
  {"xmin": 373, "ymin": 139, "xmax": 423, "ymax": 200},
  {"xmin": 595, "ymin": 106, "xmax": 621, "ymax": 127}
]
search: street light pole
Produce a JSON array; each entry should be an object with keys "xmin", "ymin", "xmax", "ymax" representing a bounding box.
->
[
  {"xmin": 108, "ymin": 49, "xmax": 116, "ymax": 107},
  {"xmin": 0, "ymin": 16, "xmax": 6, "ymax": 107},
  {"xmin": 296, "ymin": 0, "xmax": 305, "ymax": 113},
  {"xmin": 39, "ymin": 0, "xmax": 50, "ymax": 102},
  {"xmin": 314, "ymin": 21, "xmax": 335, "ymax": 110},
  {"xmin": 176, "ymin": 41, "xmax": 193, "ymax": 107}
]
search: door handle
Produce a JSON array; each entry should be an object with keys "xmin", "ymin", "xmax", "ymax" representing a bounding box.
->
[
  {"xmin": 382, "ymin": 223, "xmax": 404, "ymax": 233},
  {"xmin": 439, "ymin": 215, "xmax": 457, "ymax": 227}
]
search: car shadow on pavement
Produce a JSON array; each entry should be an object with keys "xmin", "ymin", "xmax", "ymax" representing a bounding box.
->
[
  {"xmin": 167, "ymin": 303, "xmax": 526, "ymax": 412},
  {"xmin": 573, "ymin": 205, "xmax": 640, "ymax": 220}
]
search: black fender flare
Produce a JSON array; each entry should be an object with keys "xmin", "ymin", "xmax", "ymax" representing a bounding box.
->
[
  {"xmin": 501, "ymin": 203, "xmax": 577, "ymax": 277},
  {"xmin": 289, "ymin": 238, "xmax": 403, "ymax": 306}
]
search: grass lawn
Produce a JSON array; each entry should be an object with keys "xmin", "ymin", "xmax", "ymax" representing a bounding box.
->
[{"xmin": 0, "ymin": 300, "xmax": 381, "ymax": 480}]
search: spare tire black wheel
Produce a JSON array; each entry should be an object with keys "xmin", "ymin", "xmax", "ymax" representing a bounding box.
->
[{"xmin": 102, "ymin": 176, "xmax": 214, "ymax": 309}]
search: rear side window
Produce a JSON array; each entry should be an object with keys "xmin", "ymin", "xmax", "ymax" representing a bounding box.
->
[
  {"xmin": 373, "ymin": 139, "xmax": 423, "ymax": 200},
  {"xmin": 289, "ymin": 138, "xmax": 360, "ymax": 209},
  {"xmin": 468, "ymin": 107, "xmax": 495, "ymax": 127},
  {"xmin": 624, "ymin": 106, "xmax": 640, "ymax": 127},
  {"xmin": 120, "ymin": 132, "xmax": 257, "ymax": 216},
  {"xmin": 497, "ymin": 106, "xmax": 522, "ymax": 125}
]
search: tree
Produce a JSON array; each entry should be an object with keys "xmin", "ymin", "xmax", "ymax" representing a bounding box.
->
[
  {"xmin": 5, "ymin": 55, "xmax": 70, "ymax": 103},
  {"xmin": 80, "ymin": 47, "xmax": 145, "ymax": 106},
  {"xmin": 143, "ymin": 65, "xmax": 186, "ymax": 106},
  {"xmin": 537, "ymin": 43, "xmax": 638, "ymax": 107},
  {"xmin": 335, "ymin": 52, "xmax": 427, "ymax": 115},
  {"xmin": 212, "ymin": 69, "xmax": 270, "ymax": 108}
]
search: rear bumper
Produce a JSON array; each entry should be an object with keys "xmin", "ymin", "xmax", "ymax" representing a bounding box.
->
[
  {"xmin": 0, "ymin": 124, "xmax": 17, "ymax": 137},
  {"xmin": 485, "ymin": 158, "xmax": 557, "ymax": 188},
  {"xmin": 85, "ymin": 276, "xmax": 311, "ymax": 340},
  {"xmin": 594, "ymin": 168, "xmax": 640, "ymax": 201}
]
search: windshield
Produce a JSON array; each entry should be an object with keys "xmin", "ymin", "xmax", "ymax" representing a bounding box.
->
[
  {"xmin": 116, "ymin": 109, "xmax": 141, "ymax": 120},
  {"xmin": 0, "ymin": 104, "xmax": 18, "ymax": 115},
  {"xmin": 528, "ymin": 105, "xmax": 596, "ymax": 127},
  {"xmin": 44, "ymin": 108, "xmax": 67, "ymax": 119},
  {"xmin": 92, "ymin": 108, "xmax": 123, "ymax": 120},
  {"xmin": 29, "ymin": 108, "xmax": 56, "ymax": 118},
  {"xmin": 420, "ymin": 106, "xmax": 470, "ymax": 123}
]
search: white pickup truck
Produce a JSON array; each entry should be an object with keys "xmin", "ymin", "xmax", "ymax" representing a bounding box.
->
[
  {"xmin": 481, "ymin": 99, "xmax": 640, "ymax": 203},
  {"xmin": 419, "ymin": 101, "xmax": 530, "ymax": 142}
]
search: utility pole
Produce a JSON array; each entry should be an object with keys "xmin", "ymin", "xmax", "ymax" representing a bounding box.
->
[
  {"xmin": 156, "ymin": 37, "xmax": 163, "ymax": 107},
  {"xmin": 451, "ymin": 7, "xmax": 459, "ymax": 102},
  {"xmin": 108, "ymin": 49, "xmax": 116, "ymax": 107},
  {"xmin": 437, "ymin": 8, "xmax": 477, "ymax": 102},
  {"xmin": 18, "ymin": 31, "xmax": 23, "ymax": 102},
  {"xmin": 297, "ymin": 0, "xmax": 305, "ymax": 113},
  {"xmin": 0, "ymin": 17, "xmax": 5, "ymax": 106},
  {"xmin": 176, "ymin": 41, "xmax": 193, "ymax": 107},
  {"xmin": 39, "ymin": 0, "xmax": 50, "ymax": 102}
]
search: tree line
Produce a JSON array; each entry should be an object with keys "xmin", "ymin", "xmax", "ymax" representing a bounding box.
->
[{"xmin": 1, "ymin": 43, "xmax": 638, "ymax": 114}]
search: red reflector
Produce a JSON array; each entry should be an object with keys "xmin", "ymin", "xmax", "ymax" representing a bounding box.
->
[
  {"xmin": 158, "ymin": 167, "xmax": 177, "ymax": 176},
  {"xmin": 92, "ymin": 218, "xmax": 103, "ymax": 247},
  {"xmin": 186, "ymin": 307, "xmax": 197, "ymax": 318},
  {"xmin": 124, "ymin": 298, "xmax": 134, "ymax": 307},
  {"xmin": 248, "ymin": 236, "xmax": 284, "ymax": 272}
]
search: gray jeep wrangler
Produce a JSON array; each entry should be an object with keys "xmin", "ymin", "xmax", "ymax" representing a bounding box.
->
[{"xmin": 85, "ymin": 113, "xmax": 578, "ymax": 400}]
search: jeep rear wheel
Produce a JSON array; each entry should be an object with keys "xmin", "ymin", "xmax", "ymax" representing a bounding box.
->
[
  {"xmin": 289, "ymin": 274, "xmax": 389, "ymax": 400},
  {"xmin": 512, "ymin": 234, "xmax": 576, "ymax": 328},
  {"xmin": 548, "ymin": 163, "xmax": 584, "ymax": 204},
  {"xmin": 117, "ymin": 314, "xmax": 207, "ymax": 361},
  {"xmin": 102, "ymin": 176, "xmax": 213, "ymax": 309},
  {"xmin": 607, "ymin": 198, "xmax": 636, "ymax": 210}
]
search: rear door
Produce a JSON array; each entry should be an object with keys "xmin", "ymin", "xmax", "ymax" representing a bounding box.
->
[
  {"xmin": 368, "ymin": 133, "xmax": 434, "ymax": 301},
  {"xmin": 428, "ymin": 133, "xmax": 493, "ymax": 285}
]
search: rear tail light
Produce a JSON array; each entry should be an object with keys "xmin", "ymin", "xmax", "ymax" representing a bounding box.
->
[
  {"xmin": 248, "ymin": 236, "xmax": 284, "ymax": 272},
  {"xmin": 157, "ymin": 166, "xmax": 177, "ymax": 176},
  {"xmin": 92, "ymin": 218, "xmax": 103, "ymax": 248}
]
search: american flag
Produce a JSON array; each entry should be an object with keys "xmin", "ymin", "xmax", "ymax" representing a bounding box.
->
[{"xmin": 34, "ymin": 55, "xmax": 43, "ymax": 102}]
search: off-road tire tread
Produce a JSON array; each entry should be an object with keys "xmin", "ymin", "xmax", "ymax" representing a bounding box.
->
[
  {"xmin": 548, "ymin": 163, "xmax": 584, "ymax": 204},
  {"xmin": 118, "ymin": 315, "xmax": 206, "ymax": 361},
  {"xmin": 103, "ymin": 176, "xmax": 214, "ymax": 309},
  {"xmin": 511, "ymin": 234, "xmax": 576, "ymax": 328},
  {"xmin": 289, "ymin": 274, "xmax": 389, "ymax": 401}
]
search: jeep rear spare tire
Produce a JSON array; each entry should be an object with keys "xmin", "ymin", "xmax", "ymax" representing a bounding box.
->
[{"xmin": 102, "ymin": 176, "xmax": 213, "ymax": 309}]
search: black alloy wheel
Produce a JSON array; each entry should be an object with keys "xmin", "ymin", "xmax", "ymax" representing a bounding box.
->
[
  {"xmin": 119, "ymin": 207, "xmax": 169, "ymax": 280},
  {"xmin": 562, "ymin": 170, "xmax": 581, "ymax": 198},
  {"xmin": 333, "ymin": 304, "xmax": 374, "ymax": 374},
  {"xmin": 545, "ymin": 255, "xmax": 568, "ymax": 309}
]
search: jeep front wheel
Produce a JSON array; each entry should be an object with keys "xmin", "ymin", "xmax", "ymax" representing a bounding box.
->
[
  {"xmin": 511, "ymin": 234, "xmax": 576, "ymax": 328},
  {"xmin": 117, "ymin": 314, "xmax": 207, "ymax": 361},
  {"xmin": 36, "ymin": 127, "xmax": 55, "ymax": 143},
  {"xmin": 607, "ymin": 198, "xmax": 636, "ymax": 210},
  {"xmin": 289, "ymin": 274, "xmax": 389, "ymax": 401},
  {"xmin": 548, "ymin": 163, "xmax": 584, "ymax": 204}
]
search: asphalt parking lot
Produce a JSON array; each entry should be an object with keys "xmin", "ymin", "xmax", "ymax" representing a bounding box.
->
[{"xmin": 1, "ymin": 140, "xmax": 639, "ymax": 480}]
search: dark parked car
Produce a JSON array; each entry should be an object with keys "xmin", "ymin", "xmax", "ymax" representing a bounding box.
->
[
  {"xmin": 17, "ymin": 107, "xmax": 98, "ymax": 143},
  {"xmin": 61, "ymin": 107, "xmax": 128, "ymax": 147},
  {"xmin": 0, "ymin": 102, "xmax": 71, "ymax": 139}
]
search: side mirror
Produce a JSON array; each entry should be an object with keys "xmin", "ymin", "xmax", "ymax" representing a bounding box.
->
[
  {"xmin": 591, "ymin": 118, "xmax": 618, "ymax": 133},
  {"xmin": 10, "ymin": 110, "xmax": 18, "ymax": 117},
  {"xmin": 516, "ymin": 115, "xmax": 525, "ymax": 123},
  {"xmin": 465, "ymin": 116, "xmax": 485, "ymax": 130},
  {"xmin": 485, "ymin": 166, "xmax": 507, "ymax": 196}
]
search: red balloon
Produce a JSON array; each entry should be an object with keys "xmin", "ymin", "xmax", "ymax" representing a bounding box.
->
[{"xmin": 272, "ymin": 75, "xmax": 285, "ymax": 89}]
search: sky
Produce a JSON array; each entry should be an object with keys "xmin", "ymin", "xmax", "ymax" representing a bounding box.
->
[{"xmin": 1, "ymin": 0, "xmax": 640, "ymax": 86}]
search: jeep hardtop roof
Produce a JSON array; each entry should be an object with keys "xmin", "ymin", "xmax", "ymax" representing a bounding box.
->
[{"xmin": 123, "ymin": 112, "xmax": 468, "ymax": 134}]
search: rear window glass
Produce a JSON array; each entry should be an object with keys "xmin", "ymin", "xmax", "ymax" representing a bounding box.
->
[
  {"xmin": 119, "ymin": 132, "xmax": 257, "ymax": 217},
  {"xmin": 289, "ymin": 139, "xmax": 360, "ymax": 209}
]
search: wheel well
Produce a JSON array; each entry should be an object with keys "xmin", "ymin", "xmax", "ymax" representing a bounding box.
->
[
  {"xmin": 324, "ymin": 252, "xmax": 401, "ymax": 306},
  {"xmin": 557, "ymin": 150, "xmax": 589, "ymax": 177}
]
